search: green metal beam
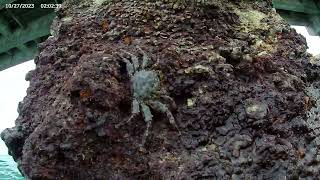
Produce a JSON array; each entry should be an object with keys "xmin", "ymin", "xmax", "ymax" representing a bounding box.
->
[
  {"xmin": 0, "ymin": 0, "xmax": 63, "ymax": 71},
  {"xmin": 273, "ymin": 0, "xmax": 320, "ymax": 14},
  {"xmin": 310, "ymin": 15, "xmax": 320, "ymax": 34},
  {"xmin": 0, "ymin": 12, "xmax": 55, "ymax": 54},
  {"xmin": 277, "ymin": 10, "xmax": 310, "ymax": 26},
  {"xmin": 0, "ymin": 0, "xmax": 17, "ymax": 9},
  {"xmin": 0, "ymin": 43, "xmax": 38, "ymax": 71},
  {"xmin": 0, "ymin": 16, "xmax": 12, "ymax": 36},
  {"xmin": 273, "ymin": 0, "xmax": 320, "ymax": 36},
  {"xmin": 6, "ymin": 9, "xmax": 24, "ymax": 28}
]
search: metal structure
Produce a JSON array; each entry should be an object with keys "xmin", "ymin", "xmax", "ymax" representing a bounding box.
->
[
  {"xmin": 0, "ymin": 0, "xmax": 319, "ymax": 71},
  {"xmin": 273, "ymin": 0, "xmax": 320, "ymax": 35},
  {"xmin": 0, "ymin": 0, "xmax": 62, "ymax": 71}
]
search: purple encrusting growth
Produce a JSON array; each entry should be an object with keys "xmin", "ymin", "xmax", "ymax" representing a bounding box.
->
[{"xmin": 2, "ymin": 0, "xmax": 320, "ymax": 179}]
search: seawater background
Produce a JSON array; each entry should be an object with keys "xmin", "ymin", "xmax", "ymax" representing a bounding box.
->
[
  {"xmin": 0, "ymin": 61, "xmax": 35, "ymax": 180},
  {"xmin": 0, "ymin": 155, "xmax": 23, "ymax": 179}
]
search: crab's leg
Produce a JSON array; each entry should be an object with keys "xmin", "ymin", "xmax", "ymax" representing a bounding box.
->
[
  {"xmin": 120, "ymin": 49, "xmax": 140, "ymax": 71},
  {"xmin": 160, "ymin": 95, "xmax": 177, "ymax": 110},
  {"xmin": 115, "ymin": 99, "xmax": 140, "ymax": 128},
  {"xmin": 118, "ymin": 54, "xmax": 134, "ymax": 77},
  {"xmin": 132, "ymin": 99, "xmax": 140, "ymax": 115},
  {"xmin": 136, "ymin": 46, "xmax": 150, "ymax": 69},
  {"xmin": 150, "ymin": 101, "xmax": 181, "ymax": 135},
  {"xmin": 140, "ymin": 103, "xmax": 153, "ymax": 146}
]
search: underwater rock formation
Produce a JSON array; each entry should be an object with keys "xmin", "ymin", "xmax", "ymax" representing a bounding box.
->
[{"xmin": 2, "ymin": 0, "xmax": 320, "ymax": 179}]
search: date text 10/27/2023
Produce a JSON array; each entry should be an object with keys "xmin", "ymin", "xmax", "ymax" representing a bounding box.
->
[{"xmin": 5, "ymin": 4, "xmax": 62, "ymax": 9}]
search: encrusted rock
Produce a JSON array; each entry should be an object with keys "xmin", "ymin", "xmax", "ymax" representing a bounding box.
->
[
  {"xmin": 2, "ymin": 0, "xmax": 320, "ymax": 179},
  {"xmin": 245, "ymin": 99, "xmax": 269, "ymax": 119}
]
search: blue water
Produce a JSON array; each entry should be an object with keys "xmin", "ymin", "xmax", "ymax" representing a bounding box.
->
[{"xmin": 0, "ymin": 155, "xmax": 24, "ymax": 180}]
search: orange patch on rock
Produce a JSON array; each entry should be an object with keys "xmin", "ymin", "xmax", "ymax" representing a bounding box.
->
[
  {"xmin": 80, "ymin": 89, "xmax": 92, "ymax": 99},
  {"xmin": 123, "ymin": 35, "xmax": 132, "ymax": 45},
  {"xmin": 101, "ymin": 20, "xmax": 109, "ymax": 32}
]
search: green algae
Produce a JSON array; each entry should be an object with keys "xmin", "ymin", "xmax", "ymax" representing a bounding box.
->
[{"xmin": 235, "ymin": 9, "xmax": 267, "ymax": 32}]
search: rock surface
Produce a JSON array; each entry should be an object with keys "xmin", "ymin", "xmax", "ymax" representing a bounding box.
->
[{"xmin": 2, "ymin": 0, "xmax": 320, "ymax": 179}]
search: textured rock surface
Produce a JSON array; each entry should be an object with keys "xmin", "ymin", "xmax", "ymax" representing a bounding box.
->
[{"xmin": 2, "ymin": 0, "xmax": 320, "ymax": 179}]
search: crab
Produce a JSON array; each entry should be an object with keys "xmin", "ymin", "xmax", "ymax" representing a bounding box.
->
[{"xmin": 116, "ymin": 46, "xmax": 180, "ymax": 146}]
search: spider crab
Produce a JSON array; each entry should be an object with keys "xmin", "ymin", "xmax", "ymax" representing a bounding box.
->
[{"xmin": 116, "ymin": 46, "xmax": 180, "ymax": 146}]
